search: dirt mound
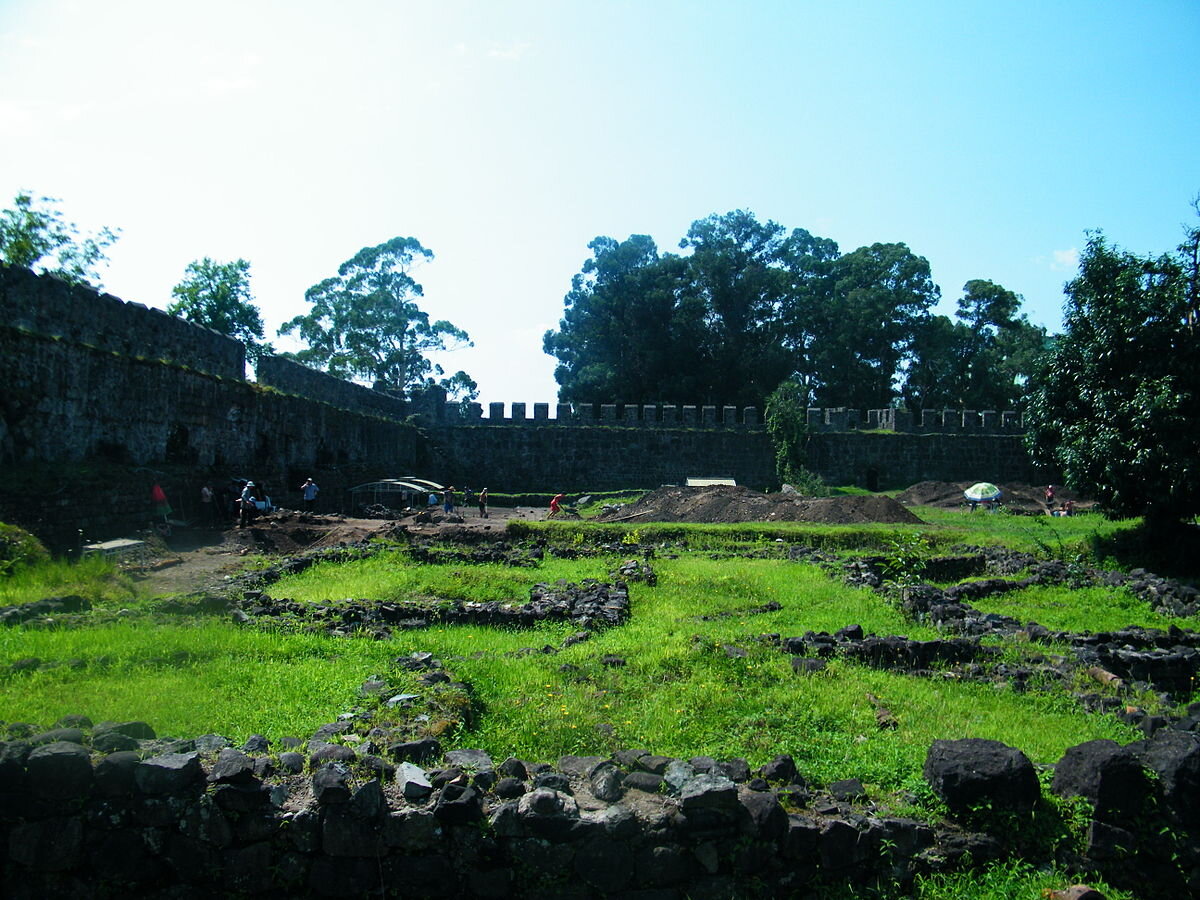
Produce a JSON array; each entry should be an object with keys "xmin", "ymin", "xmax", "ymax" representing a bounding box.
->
[
  {"xmin": 896, "ymin": 481, "xmax": 1090, "ymax": 513},
  {"xmin": 597, "ymin": 485, "xmax": 921, "ymax": 525},
  {"xmin": 227, "ymin": 511, "xmax": 400, "ymax": 555}
]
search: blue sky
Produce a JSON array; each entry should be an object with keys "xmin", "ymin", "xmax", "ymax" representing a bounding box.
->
[{"xmin": 2, "ymin": 0, "xmax": 1196, "ymax": 408}]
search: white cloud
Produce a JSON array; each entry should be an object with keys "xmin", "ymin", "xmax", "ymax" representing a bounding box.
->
[
  {"xmin": 0, "ymin": 99, "xmax": 36, "ymax": 138},
  {"xmin": 487, "ymin": 41, "xmax": 531, "ymax": 61},
  {"xmin": 1051, "ymin": 247, "xmax": 1079, "ymax": 270}
]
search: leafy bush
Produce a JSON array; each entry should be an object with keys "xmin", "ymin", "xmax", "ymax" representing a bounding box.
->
[{"xmin": 0, "ymin": 521, "xmax": 49, "ymax": 575}]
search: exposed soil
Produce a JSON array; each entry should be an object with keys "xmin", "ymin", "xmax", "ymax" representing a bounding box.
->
[
  {"xmin": 596, "ymin": 485, "xmax": 922, "ymax": 526},
  {"xmin": 896, "ymin": 481, "xmax": 1093, "ymax": 514},
  {"xmin": 134, "ymin": 506, "xmax": 550, "ymax": 598},
  {"xmin": 140, "ymin": 481, "xmax": 1081, "ymax": 598}
]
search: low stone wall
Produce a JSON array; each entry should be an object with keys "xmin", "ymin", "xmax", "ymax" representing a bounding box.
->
[{"xmin": 2, "ymin": 716, "xmax": 1196, "ymax": 897}]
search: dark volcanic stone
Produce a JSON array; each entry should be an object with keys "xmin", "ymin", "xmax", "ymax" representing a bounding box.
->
[
  {"xmin": 434, "ymin": 783, "xmax": 484, "ymax": 824},
  {"xmin": 313, "ymin": 762, "xmax": 352, "ymax": 804},
  {"xmin": 135, "ymin": 752, "xmax": 203, "ymax": 794},
  {"xmin": 95, "ymin": 720, "xmax": 156, "ymax": 740},
  {"xmin": 94, "ymin": 750, "xmax": 140, "ymax": 797},
  {"xmin": 573, "ymin": 835, "xmax": 634, "ymax": 893},
  {"xmin": 622, "ymin": 771, "xmax": 664, "ymax": 794},
  {"xmin": 209, "ymin": 747, "xmax": 257, "ymax": 785},
  {"xmin": 93, "ymin": 731, "xmax": 140, "ymax": 753},
  {"xmin": 923, "ymin": 738, "xmax": 1039, "ymax": 816},
  {"xmin": 1052, "ymin": 739, "xmax": 1150, "ymax": 818},
  {"xmin": 494, "ymin": 776, "xmax": 526, "ymax": 800},
  {"xmin": 26, "ymin": 741, "xmax": 93, "ymax": 799}
]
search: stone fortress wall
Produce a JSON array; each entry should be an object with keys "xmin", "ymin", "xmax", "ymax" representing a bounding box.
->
[
  {"xmin": 0, "ymin": 265, "xmax": 246, "ymax": 381},
  {"xmin": 0, "ymin": 265, "xmax": 1048, "ymax": 543}
]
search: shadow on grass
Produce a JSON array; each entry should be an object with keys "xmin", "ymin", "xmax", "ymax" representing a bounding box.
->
[{"xmin": 1089, "ymin": 520, "xmax": 1200, "ymax": 580}]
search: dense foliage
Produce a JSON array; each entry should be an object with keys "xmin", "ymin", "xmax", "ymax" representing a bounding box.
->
[
  {"xmin": 279, "ymin": 237, "xmax": 476, "ymax": 399},
  {"xmin": 0, "ymin": 191, "xmax": 119, "ymax": 287},
  {"xmin": 1025, "ymin": 219, "xmax": 1200, "ymax": 525},
  {"xmin": 167, "ymin": 257, "xmax": 272, "ymax": 361},
  {"xmin": 764, "ymin": 379, "xmax": 819, "ymax": 491},
  {"xmin": 544, "ymin": 210, "xmax": 1040, "ymax": 410}
]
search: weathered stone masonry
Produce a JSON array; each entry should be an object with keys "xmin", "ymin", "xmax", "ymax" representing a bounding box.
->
[{"xmin": 1, "ymin": 266, "xmax": 1049, "ymax": 544}]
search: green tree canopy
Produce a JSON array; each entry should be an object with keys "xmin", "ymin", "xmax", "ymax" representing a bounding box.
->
[
  {"xmin": 167, "ymin": 257, "xmax": 271, "ymax": 360},
  {"xmin": 542, "ymin": 235, "xmax": 699, "ymax": 403},
  {"xmin": 545, "ymin": 211, "xmax": 1041, "ymax": 413},
  {"xmin": 279, "ymin": 237, "xmax": 474, "ymax": 399},
  {"xmin": 0, "ymin": 191, "xmax": 120, "ymax": 287},
  {"xmin": 1025, "ymin": 224, "xmax": 1200, "ymax": 525},
  {"xmin": 902, "ymin": 279, "xmax": 1048, "ymax": 412},
  {"xmin": 809, "ymin": 242, "xmax": 940, "ymax": 408}
]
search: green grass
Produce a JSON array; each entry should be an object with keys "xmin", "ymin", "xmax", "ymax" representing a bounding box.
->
[
  {"xmin": 432, "ymin": 557, "xmax": 1135, "ymax": 789},
  {"xmin": 0, "ymin": 621, "xmax": 399, "ymax": 740},
  {"xmin": 0, "ymin": 553, "xmax": 136, "ymax": 608},
  {"xmin": 0, "ymin": 510, "xmax": 1175, "ymax": 898},
  {"xmin": 914, "ymin": 859, "xmax": 1133, "ymax": 900},
  {"xmin": 971, "ymin": 582, "xmax": 1200, "ymax": 633},
  {"xmin": 266, "ymin": 549, "xmax": 615, "ymax": 604},
  {"xmin": 0, "ymin": 553, "xmax": 1141, "ymax": 794},
  {"xmin": 911, "ymin": 506, "xmax": 1140, "ymax": 557}
]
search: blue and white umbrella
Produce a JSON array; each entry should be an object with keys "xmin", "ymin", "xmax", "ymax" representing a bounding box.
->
[{"xmin": 963, "ymin": 482, "xmax": 1002, "ymax": 502}]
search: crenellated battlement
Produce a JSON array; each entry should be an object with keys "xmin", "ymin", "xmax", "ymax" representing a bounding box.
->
[
  {"xmin": 431, "ymin": 401, "xmax": 762, "ymax": 428},
  {"xmin": 808, "ymin": 406, "xmax": 1026, "ymax": 435},
  {"xmin": 412, "ymin": 399, "xmax": 1025, "ymax": 434}
]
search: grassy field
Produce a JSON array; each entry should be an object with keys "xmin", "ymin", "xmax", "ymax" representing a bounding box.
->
[{"xmin": 0, "ymin": 505, "xmax": 1178, "ymax": 900}]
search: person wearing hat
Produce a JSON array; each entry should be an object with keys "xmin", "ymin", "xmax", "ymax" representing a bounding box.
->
[
  {"xmin": 239, "ymin": 480, "xmax": 258, "ymax": 528},
  {"xmin": 300, "ymin": 477, "xmax": 319, "ymax": 511}
]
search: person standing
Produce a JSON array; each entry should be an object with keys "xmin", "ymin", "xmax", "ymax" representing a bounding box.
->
[
  {"xmin": 443, "ymin": 487, "xmax": 455, "ymax": 514},
  {"xmin": 300, "ymin": 477, "xmax": 319, "ymax": 511},
  {"xmin": 151, "ymin": 483, "xmax": 172, "ymax": 533},
  {"xmin": 478, "ymin": 487, "xmax": 488, "ymax": 519},
  {"xmin": 239, "ymin": 481, "xmax": 257, "ymax": 528},
  {"xmin": 200, "ymin": 483, "xmax": 215, "ymax": 526}
]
